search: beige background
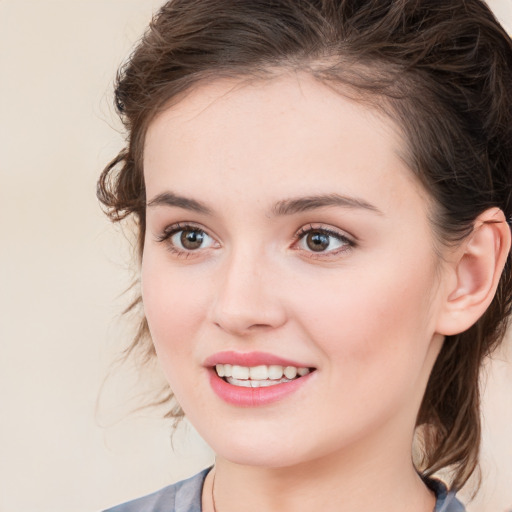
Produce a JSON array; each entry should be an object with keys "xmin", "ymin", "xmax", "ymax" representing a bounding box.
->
[{"xmin": 1, "ymin": 1, "xmax": 511, "ymax": 511}]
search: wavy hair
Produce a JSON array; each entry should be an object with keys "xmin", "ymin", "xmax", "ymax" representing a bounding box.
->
[{"xmin": 98, "ymin": 0, "xmax": 512, "ymax": 490}]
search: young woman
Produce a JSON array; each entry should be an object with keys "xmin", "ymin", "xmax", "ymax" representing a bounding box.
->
[{"xmin": 98, "ymin": 1, "xmax": 512, "ymax": 511}]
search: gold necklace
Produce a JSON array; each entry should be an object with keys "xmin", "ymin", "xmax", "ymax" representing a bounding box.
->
[{"xmin": 211, "ymin": 468, "xmax": 218, "ymax": 512}]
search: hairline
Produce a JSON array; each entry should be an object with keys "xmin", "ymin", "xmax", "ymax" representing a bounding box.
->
[{"xmin": 137, "ymin": 60, "xmax": 448, "ymax": 255}]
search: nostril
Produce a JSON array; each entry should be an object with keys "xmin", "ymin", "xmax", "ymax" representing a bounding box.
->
[{"xmin": 247, "ymin": 323, "xmax": 274, "ymax": 330}]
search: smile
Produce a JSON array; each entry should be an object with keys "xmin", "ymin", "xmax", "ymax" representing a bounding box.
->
[
  {"xmin": 206, "ymin": 353, "xmax": 316, "ymax": 406},
  {"xmin": 215, "ymin": 364, "xmax": 312, "ymax": 388}
]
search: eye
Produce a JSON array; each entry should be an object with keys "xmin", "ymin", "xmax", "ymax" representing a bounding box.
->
[
  {"xmin": 157, "ymin": 224, "xmax": 216, "ymax": 254},
  {"xmin": 173, "ymin": 228, "xmax": 211, "ymax": 250},
  {"xmin": 295, "ymin": 225, "xmax": 353, "ymax": 255}
]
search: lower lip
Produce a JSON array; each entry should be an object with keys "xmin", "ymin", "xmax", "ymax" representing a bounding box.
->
[{"xmin": 208, "ymin": 369, "xmax": 314, "ymax": 407}]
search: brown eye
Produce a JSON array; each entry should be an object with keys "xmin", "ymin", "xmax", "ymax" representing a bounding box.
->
[
  {"xmin": 296, "ymin": 227, "xmax": 352, "ymax": 255},
  {"xmin": 306, "ymin": 231, "xmax": 330, "ymax": 252},
  {"xmin": 180, "ymin": 229, "xmax": 205, "ymax": 250},
  {"xmin": 162, "ymin": 226, "xmax": 215, "ymax": 252}
]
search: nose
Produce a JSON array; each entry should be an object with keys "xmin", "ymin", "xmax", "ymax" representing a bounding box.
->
[{"xmin": 209, "ymin": 250, "xmax": 287, "ymax": 336}]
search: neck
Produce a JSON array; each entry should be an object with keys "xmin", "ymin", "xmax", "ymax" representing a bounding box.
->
[{"xmin": 203, "ymin": 435, "xmax": 435, "ymax": 512}]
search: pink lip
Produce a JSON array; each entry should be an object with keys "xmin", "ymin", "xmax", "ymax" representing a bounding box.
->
[
  {"xmin": 204, "ymin": 351, "xmax": 310, "ymax": 368},
  {"xmin": 204, "ymin": 351, "xmax": 316, "ymax": 407},
  {"xmin": 208, "ymin": 369, "xmax": 314, "ymax": 407}
]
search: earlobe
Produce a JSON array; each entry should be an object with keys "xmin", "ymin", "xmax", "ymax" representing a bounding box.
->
[{"xmin": 436, "ymin": 208, "xmax": 511, "ymax": 336}]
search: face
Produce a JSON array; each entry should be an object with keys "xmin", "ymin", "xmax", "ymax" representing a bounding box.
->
[{"xmin": 142, "ymin": 74, "xmax": 448, "ymax": 469}]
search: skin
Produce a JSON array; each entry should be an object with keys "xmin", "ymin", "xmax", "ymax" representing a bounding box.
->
[{"xmin": 141, "ymin": 73, "xmax": 456, "ymax": 512}]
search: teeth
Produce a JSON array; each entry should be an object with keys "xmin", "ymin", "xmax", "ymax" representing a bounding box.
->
[
  {"xmin": 231, "ymin": 365, "xmax": 250, "ymax": 380},
  {"xmin": 284, "ymin": 366, "xmax": 297, "ymax": 379},
  {"xmin": 216, "ymin": 364, "xmax": 233, "ymax": 378},
  {"xmin": 249, "ymin": 365, "xmax": 268, "ymax": 380},
  {"xmin": 226, "ymin": 376, "xmax": 293, "ymax": 388},
  {"xmin": 268, "ymin": 365, "xmax": 284, "ymax": 380},
  {"xmin": 215, "ymin": 364, "xmax": 310, "ymax": 382}
]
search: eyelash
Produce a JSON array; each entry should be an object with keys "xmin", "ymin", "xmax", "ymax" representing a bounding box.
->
[
  {"xmin": 155, "ymin": 223, "xmax": 355, "ymax": 258},
  {"xmin": 293, "ymin": 225, "xmax": 355, "ymax": 258},
  {"xmin": 156, "ymin": 223, "xmax": 216, "ymax": 258}
]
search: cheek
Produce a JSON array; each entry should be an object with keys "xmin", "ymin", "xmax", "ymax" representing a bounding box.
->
[
  {"xmin": 290, "ymin": 271, "xmax": 438, "ymax": 437},
  {"xmin": 292, "ymin": 253, "xmax": 438, "ymax": 384},
  {"xmin": 141, "ymin": 250, "xmax": 209, "ymax": 369},
  {"xmin": 141, "ymin": 259, "xmax": 214, "ymax": 414}
]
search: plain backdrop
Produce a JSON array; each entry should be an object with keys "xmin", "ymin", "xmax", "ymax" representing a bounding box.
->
[{"xmin": 1, "ymin": 1, "xmax": 511, "ymax": 511}]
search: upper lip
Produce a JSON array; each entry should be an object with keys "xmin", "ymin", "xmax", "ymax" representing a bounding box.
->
[{"xmin": 204, "ymin": 351, "xmax": 313, "ymax": 368}]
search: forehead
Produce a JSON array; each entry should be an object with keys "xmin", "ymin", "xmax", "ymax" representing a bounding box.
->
[
  {"xmin": 145, "ymin": 73, "xmax": 403, "ymax": 150},
  {"xmin": 143, "ymin": 73, "xmax": 428, "ymax": 218}
]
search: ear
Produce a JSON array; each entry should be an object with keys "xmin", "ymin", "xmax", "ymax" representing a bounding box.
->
[{"xmin": 435, "ymin": 208, "xmax": 511, "ymax": 336}]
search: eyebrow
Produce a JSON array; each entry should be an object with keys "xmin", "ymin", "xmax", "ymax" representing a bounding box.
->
[
  {"xmin": 147, "ymin": 191, "xmax": 212, "ymax": 214},
  {"xmin": 272, "ymin": 194, "xmax": 383, "ymax": 216},
  {"xmin": 147, "ymin": 191, "xmax": 382, "ymax": 216}
]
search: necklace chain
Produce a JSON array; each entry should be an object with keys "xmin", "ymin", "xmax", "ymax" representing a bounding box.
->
[{"xmin": 211, "ymin": 468, "xmax": 218, "ymax": 512}]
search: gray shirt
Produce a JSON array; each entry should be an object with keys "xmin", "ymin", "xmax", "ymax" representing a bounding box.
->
[{"xmin": 103, "ymin": 468, "xmax": 465, "ymax": 512}]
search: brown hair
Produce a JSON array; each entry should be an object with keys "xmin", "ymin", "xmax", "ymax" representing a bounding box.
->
[{"xmin": 98, "ymin": 0, "xmax": 512, "ymax": 491}]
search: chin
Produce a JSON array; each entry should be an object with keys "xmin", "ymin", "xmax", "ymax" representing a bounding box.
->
[
  {"xmin": 220, "ymin": 447, "xmax": 306, "ymax": 469},
  {"xmin": 198, "ymin": 426, "xmax": 321, "ymax": 469}
]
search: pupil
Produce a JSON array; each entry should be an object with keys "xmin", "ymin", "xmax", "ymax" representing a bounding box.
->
[
  {"xmin": 181, "ymin": 230, "xmax": 204, "ymax": 250},
  {"xmin": 306, "ymin": 232, "xmax": 329, "ymax": 252}
]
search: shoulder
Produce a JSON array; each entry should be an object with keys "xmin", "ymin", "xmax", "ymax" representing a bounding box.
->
[
  {"xmin": 427, "ymin": 478, "xmax": 466, "ymax": 512},
  {"xmin": 102, "ymin": 468, "xmax": 210, "ymax": 512}
]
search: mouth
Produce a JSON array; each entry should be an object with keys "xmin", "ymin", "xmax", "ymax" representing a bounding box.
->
[
  {"xmin": 205, "ymin": 351, "xmax": 316, "ymax": 406},
  {"xmin": 214, "ymin": 364, "xmax": 314, "ymax": 388}
]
